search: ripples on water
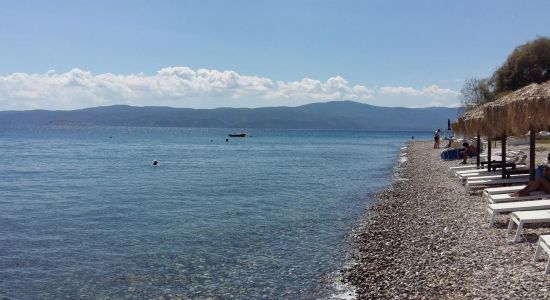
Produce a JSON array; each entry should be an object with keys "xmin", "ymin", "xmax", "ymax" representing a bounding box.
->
[{"xmin": 0, "ymin": 127, "xmax": 429, "ymax": 299}]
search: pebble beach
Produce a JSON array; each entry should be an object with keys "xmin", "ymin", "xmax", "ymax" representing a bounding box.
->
[{"xmin": 344, "ymin": 141, "xmax": 550, "ymax": 299}]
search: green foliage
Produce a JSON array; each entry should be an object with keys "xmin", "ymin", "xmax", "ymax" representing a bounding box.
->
[
  {"xmin": 493, "ymin": 37, "xmax": 550, "ymax": 94},
  {"xmin": 461, "ymin": 37, "xmax": 550, "ymax": 111},
  {"xmin": 460, "ymin": 77, "xmax": 495, "ymax": 108}
]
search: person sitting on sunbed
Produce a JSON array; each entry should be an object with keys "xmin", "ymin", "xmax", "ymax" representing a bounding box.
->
[
  {"xmin": 460, "ymin": 143, "xmax": 476, "ymax": 164},
  {"xmin": 533, "ymin": 153, "xmax": 550, "ymax": 178},
  {"xmin": 511, "ymin": 165, "xmax": 550, "ymax": 196}
]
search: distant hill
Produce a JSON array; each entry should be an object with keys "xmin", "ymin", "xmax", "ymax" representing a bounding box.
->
[{"xmin": 0, "ymin": 101, "xmax": 459, "ymax": 131}]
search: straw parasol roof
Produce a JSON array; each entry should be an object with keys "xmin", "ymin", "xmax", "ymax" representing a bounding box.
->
[
  {"xmin": 463, "ymin": 108, "xmax": 486, "ymax": 137},
  {"xmin": 483, "ymin": 80, "xmax": 550, "ymax": 136},
  {"xmin": 452, "ymin": 80, "xmax": 550, "ymax": 138},
  {"xmin": 452, "ymin": 80, "xmax": 550, "ymax": 178},
  {"xmin": 451, "ymin": 108, "xmax": 486, "ymax": 138},
  {"xmin": 450, "ymin": 116, "xmax": 465, "ymax": 136}
]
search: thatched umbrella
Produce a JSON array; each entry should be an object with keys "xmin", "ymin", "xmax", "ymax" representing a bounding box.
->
[
  {"xmin": 451, "ymin": 110, "xmax": 485, "ymax": 167},
  {"xmin": 483, "ymin": 81, "xmax": 550, "ymax": 136},
  {"xmin": 451, "ymin": 116, "xmax": 465, "ymax": 137},
  {"xmin": 482, "ymin": 80, "xmax": 550, "ymax": 179},
  {"xmin": 452, "ymin": 108, "xmax": 487, "ymax": 138},
  {"xmin": 463, "ymin": 109, "xmax": 487, "ymax": 138},
  {"xmin": 452, "ymin": 80, "xmax": 550, "ymax": 177},
  {"xmin": 464, "ymin": 109, "xmax": 486, "ymax": 166}
]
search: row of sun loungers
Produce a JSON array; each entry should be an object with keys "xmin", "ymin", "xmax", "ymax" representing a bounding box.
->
[
  {"xmin": 449, "ymin": 164, "xmax": 530, "ymax": 192},
  {"xmin": 457, "ymin": 168, "xmax": 527, "ymax": 182},
  {"xmin": 449, "ymin": 164, "xmax": 550, "ymax": 274}
]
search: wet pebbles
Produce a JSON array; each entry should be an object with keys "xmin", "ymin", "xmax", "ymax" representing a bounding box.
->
[{"xmin": 343, "ymin": 141, "xmax": 550, "ymax": 299}]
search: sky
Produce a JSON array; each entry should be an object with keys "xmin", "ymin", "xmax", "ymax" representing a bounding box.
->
[{"xmin": 0, "ymin": 0, "xmax": 549, "ymax": 111}]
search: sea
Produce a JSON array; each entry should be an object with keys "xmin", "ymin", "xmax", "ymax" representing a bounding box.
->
[{"xmin": 0, "ymin": 126, "xmax": 430, "ymax": 299}]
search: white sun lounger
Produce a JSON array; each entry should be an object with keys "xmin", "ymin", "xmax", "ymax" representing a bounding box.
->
[
  {"xmin": 451, "ymin": 163, "xmax": 525, "ymax": 172},
  {"xmin": 449, "ymin": 165, "xmax": 479, "ymax": 172},
  {"xmin": 466, "ymin": 177, "xmax": 529, "ymax": 192},
  {"xmin": 481, "ymin": 185, "xmax": 527, "ymax": 202},
  {"xmin": 487, "ymin": 191, "xmax": 549, "ymax": 204},
  {"xmin": 458, "ymin": 171, "xmax": 502, "ymax": 183},
  {"xmin": 449, "ymin": 165, "xmax": 480, "ymax": 176},
  {"xmin": 486, "ymin": 199, "xmax": 550, "ymax": 226},
  {"xmin": 467, "ymin": 173, "xmax": 527, "ymax": 182},
  {"xmin": 507, "ymin": 210, "xmax": 550, "ymax": 242},
  {"xmin": 458, "ymin": 168, "xmax": 529, "ymax": 182},
  {"xmin": 455, "ymin": 171, "xmax": 483, "ymax": 180},
  {"xmin": 534, "ymin": 235, "xmax": 550, "ymax": 274},
  {"xmin": 455, "ymin": 168, "xmax": 487, "ymax": 176},
  {"xmin": 456, "ymin": 169, "xmax": 493, "ymax": 180}
]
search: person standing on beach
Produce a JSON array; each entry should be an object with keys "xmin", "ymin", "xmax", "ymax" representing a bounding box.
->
[{"xmin": 433, "ymin": 129, "xmax": 441, "ymax": 149}]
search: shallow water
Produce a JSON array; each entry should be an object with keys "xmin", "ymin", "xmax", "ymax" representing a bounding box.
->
[{"xmin": 0, "ymin": 127, "xmax": 429, "ymax": 299}]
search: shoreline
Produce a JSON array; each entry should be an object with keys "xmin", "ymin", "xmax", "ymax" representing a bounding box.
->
[
  {"xmin": 331, "ymin": 141, "xmax": 410, "ymax": 300},
  {"xmin": 343, "ymin": 141, "xmax": 550, "ymax": 299}
]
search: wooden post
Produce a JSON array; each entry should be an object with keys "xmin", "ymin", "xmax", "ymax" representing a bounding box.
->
[
  {"xmin": 487, "ymin": 137, "xmax": 492, "ymax": 172},
  {"xmin": 530, "ymin": 129, "xmax": 536, "ymax": 181},
  {"xmin": 501, "ymin": 133, "xmax": 507, "ymax": 179},
  {"xmin": 476, "ymin": 133, "xmax": 481, "ymax": 167}
]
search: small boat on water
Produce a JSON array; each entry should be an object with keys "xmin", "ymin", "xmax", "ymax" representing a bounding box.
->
[{"xmin": 228, "ymin": 133, "xmax": 246, "ymax": 137}]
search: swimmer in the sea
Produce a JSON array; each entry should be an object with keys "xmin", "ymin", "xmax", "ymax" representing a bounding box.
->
[{"xmin": 153, "ymin": 160, "xmax": 159, "ymax": 166}]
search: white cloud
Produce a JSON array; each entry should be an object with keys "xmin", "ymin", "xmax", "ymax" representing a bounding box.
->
[
  {"xmin": 265, "ymin": 76, "xmax": 373, "ymax": 102},
  {"xmin": 379, "ymin": 85, "xmax": 459, "ymax": 98},
  {"xmin": 379, "ymin": 86, "xmax": 422, "ymax": 96},
  {"xmin": 409, "ymin": 101, "xmax": 462, "ymax": 108},
  {"xmin": 0, "ymin": 67, "xmax": 375, "ymax": 110},
  {"xmin": 0, "ymin": 66, "xmax": 459, "ymax": 110},
  {"xmin": 372, "ymin": 85, "xmax": 460, "ymax": 108}
]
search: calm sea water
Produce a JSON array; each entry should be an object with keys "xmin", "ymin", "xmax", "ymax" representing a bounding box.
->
[{"xmin": 0, "ymin": 127, "xmax": 429, "ymax": 299}]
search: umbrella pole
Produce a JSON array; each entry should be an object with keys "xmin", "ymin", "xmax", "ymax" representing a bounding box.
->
[
  {"xmin": 501, "ymin": 134, "xmax": 507, "ymax": 179},
  {"xmin": 530, "ymin": 129, "xmax": 536, "ymax": 181},
  {"xmin": 476, "ymin": 133, "xmax": 481, "ymax": 167},
  {"xmin": 487, "ymin": 137, "xmax": 492, "ymax": 172}
]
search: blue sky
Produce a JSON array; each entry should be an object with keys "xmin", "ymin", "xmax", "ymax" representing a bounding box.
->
[{"xmin": 0, "ymin": 0, "xmax": 549, "ymax": 110}]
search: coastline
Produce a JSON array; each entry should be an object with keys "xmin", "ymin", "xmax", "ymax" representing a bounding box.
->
[{"xmin": 343, "ymin": 141, "xmax": 550, "ymax": 299}]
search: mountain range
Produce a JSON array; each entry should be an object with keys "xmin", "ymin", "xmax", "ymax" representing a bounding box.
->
[{"xmin": 0, "ymin": 101, "xmax": 459, "ymax": 131}]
